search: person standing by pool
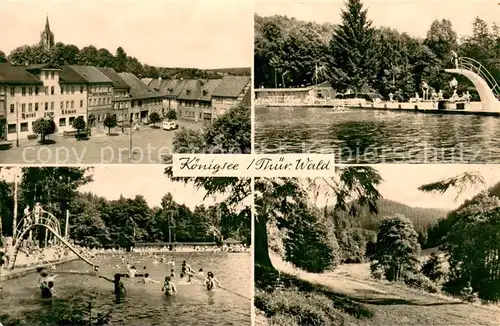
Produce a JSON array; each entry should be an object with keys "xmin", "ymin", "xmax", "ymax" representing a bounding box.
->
[
  {"xmin": 37, "ymin": 268, "xmax": 58, "ymax": 298},
  {"xmin": 204, "ymin": 272, "xmax": 221, "ymax": 291},
  {"xmin": 162, "ymin": 276, "xmax": 177, "ymax": 296}
]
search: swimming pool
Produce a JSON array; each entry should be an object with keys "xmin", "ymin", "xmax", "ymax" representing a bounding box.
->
[{"xmin": 0, "ymin": 252, "xmax": 251, "ymax": 325}]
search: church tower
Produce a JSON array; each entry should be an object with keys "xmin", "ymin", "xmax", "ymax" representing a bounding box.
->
[{"xmin": 40, "ymin": 16, "xmax": 55, "ymax": 51}]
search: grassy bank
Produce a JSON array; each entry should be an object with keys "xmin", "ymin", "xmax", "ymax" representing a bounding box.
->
[{"xmin": 255, "ymin": 264, "xmax": 374, "ymax": 325}]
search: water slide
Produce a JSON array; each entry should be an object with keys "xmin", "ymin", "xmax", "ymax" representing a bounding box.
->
[
  {"xmin": 444, "ymin": 57, "xmax": 500, "ymax": 111},
  {"xmin": 9, "ymin": 221, "xmax": 99, "ymax": 270}
]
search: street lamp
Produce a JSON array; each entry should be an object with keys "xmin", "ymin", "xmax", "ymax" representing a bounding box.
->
[
  {"xmin": 129, "ymin": 115, "xmax": 133, "ymax": 160},
  {"xmin": 16, "ymin": 101, "xmax": 19, "ymax": 147}
]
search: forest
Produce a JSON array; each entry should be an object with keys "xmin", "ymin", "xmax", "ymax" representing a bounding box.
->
[
  {"xmin": 255, "ymin": 0, "xmax": 500, "ymax": 100},
  {"xmin": 0, "ymin": 167, "xmax": 250, "ymax": 249},
  {"xmin": 0, "ymin": 44, "xmax": 250, "ymax": 80}
]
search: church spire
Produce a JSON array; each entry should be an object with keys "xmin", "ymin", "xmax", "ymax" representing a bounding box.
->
[
  {"xmin": 40, "ymin": 14, "xmax": 55, "ymax": 51},
  {"xmin": 45, "ymin": 15, "xmax": 50, "ymax": 32}
]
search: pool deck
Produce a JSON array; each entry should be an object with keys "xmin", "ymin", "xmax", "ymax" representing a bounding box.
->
[
  {"xmin": 0, "ymin": 257, "xmax": 79, "ymax": 282},
  {"xmin": 348, "ymin": 104, "xmax": 500, "ymax": 117},
  {"xmin": 256, "ymin": 101, "xmax": 500, "ymax": 117}
]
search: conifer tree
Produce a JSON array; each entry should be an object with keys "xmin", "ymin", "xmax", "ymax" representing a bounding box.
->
[{"xmin": 326, "ymin": 0, "xmax": 377, "ymax": 94}]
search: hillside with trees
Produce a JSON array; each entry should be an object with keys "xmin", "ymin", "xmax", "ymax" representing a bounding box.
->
[
  {"xmin": 2, "ymin": 43, "xmax": 250, "ymax": 79},
  {"xmin": 255, "ymin": 0, "xmax": 500, "ymax": 100}
]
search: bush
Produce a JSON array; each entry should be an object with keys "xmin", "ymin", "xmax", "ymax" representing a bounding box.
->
[
  {"xmin": 149, "ymin": 112, "xmax": 161, "ymax": 127},
  {"xmin": 103, "ymin": 115, "xmax": 117, "ymax": 134},
  {"xmin": 255, "ymin": 289, "xmax": 346, "ymax": 326},
  {"xmin": 166, "ymin": 109, "xmax": 177, "ymax": 120},
  {"xmin": 404, "ymin": 273, "xmax": 439, "ymax": 293},
  {"xmin": 32, "ymin": 118, "xmax": 56, "ymax": 143},
  {"xmin": 421, "ymin": 252, "xmax": 444, "ymax": 282}
]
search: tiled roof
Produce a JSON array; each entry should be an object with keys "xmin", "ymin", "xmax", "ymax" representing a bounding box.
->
[
  {"xmin": 141, "ymin": 77, "xmax": 153, "ymax": 86},
  {"xmin": 199, "ymin": 79, "xmax": 222, "ymax": 101},
  {"xmin": 161, "ymin": 79, "xmax": 187, "ymax": 97},
  {"xmin": 68, "ymin": 65, "xmax": 113, "ymax": 84},
  {"xmin": 212, "ymin": 75, "xmax": 251, "ymax": 98},
  {"xmin": 177, "ymin": 79, "xmax": 203, "ymax": 101},
  {"xmin": 119, "ymin": 72, "xmax": 151, "ymax": 94},
  {"xmin": 97, "ymin": 67, "xmax": 130, "ymax": 89},
  {"xmin": 59, "ymin": 65, "xmax": 88, "ymax": 84},
  {"xmin": 119, "ymin": 72, "xmax": 163, "ymax": 100},
  {"xmin": 26, "ymin": 63, "xmax": 61, "ymax": 71},
  {"xmin": 0, "ymin": 62, "xmax": 43, "ymax": 85}
]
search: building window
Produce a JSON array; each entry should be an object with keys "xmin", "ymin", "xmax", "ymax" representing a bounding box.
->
[
  {"xmin": 10, "ymin": 104, "xmax": 14, "ymax": 113},
  {"xmin": 35, "ymin": 86, "xmax": 39, "ymax": 95},
  {"xmin": 21, "ymin": 104, "xmax": 26, "ymax": 113},
  {"xmin": 51, "ymin": 102, "xmax": 54, "ymax": 110},
  {"xmin": 60, "ymin": 101, "xmax": 63, "ymax": 109},
  {"xmin": 44, "ymin": 86, "xmax": 48, "ymax": 94},
  {"xmin": 10, "ymin": 87, "xmax": 15, "ymax": 96},
  {"xmin": 20, "ymin": 122, "xmax": 28, "ymax": 132},
  {"xmin": 28, "ymin": 87, "xmax": 33, "ymax": 96},
  {"xmin": 50, "ymin": 71, "xmax": 54, "ymax": 79},
  {"xmin": 71, "ymin": 100, "xmax": 74, "ymax": 109},
  {"xmin": 69, "ymin": 116, "xmax": 75, "ymax": 125},
  {"xmin": 71, "ymin": 86, "xmax": 75, "ymax": 94},
  {"xmin": 51, "ymin": 86, "xmax": 55, "ymax": 95},
  {"xmin": 80, "ymin": 100, "xmax": 83, "ymax": 108},
  {"xmin": 45, "ymin": 71, "xmax": 49, "ymax": 79},
  {"xmin": 45, "ymin": 102, "xmax": 48, "ymax": 111},
  {"xmin": 8, "ymin": 124, "xmax": 16, "ymax": 133},
  {"xmin": 61, "ymin": 86, "xmax": 64, "ymax": 94},
  {"xmin": 35, "ymin": 103, "xmax": 39, "ymax": 111},
  {"xmin": 98, "ymin": 98, "xmax": 101, "ymax": 106},
  {"xmin": 59, "ymin": 118, "xmax": 66, "ymax": 127},
  {"xmin": 28, "ymin": 103, "xmax": 33, "ymax": 112},
  {"xmin": 80, "ymin": 86, "xmax": 84, "ymax": 93},
  {"xmin": 22, "ymin": 87, "xmax": 26, "ymax": 96},
  {"xmin": 107, "ymin": 98, "xmax": 110, "ymax": 104},
  {"xmin": 66, "ymin": 101, "xmax": 69, "ymax": 109}
]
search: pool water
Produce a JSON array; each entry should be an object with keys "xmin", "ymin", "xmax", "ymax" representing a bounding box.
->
[
  {"xmin": 0, "ymin": 252, "xmax": 251, "ymax": 325},
  {"xmin": 255, "ymin": 107, "xmax": 500, "ymax": 163}
]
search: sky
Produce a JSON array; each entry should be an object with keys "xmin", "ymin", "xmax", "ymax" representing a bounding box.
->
[
  {"xmin": 0, "ymin": 166, "xmax": 244, "ymax": 209},
  {"xmin": 312, "ymin": 165, "xmax": 500, "ymax": 211},
  {"xmin": 256, "ymin": 0, "xmax": 500, "ymax": 39},
  {"xmin": 0, "ymin": 0, "xmax": 253, "ymax": 69}
]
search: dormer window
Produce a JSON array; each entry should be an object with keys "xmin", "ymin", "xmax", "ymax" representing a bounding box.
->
[
  {"xmin": 186, "ymin": 89, "xmax": 191, "ymax": 95},
  {"xmin": 202, "ymin": 90, "xmax": 208, "ymax": 96}
]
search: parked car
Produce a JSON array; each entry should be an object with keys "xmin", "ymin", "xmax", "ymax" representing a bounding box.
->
[{"xmin": 162, "ymin": 120, "xmax": 178, "ymax": 130}]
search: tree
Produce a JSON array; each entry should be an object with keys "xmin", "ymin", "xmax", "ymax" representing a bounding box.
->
[
  {"xmin": 173, "ymin": 128, "xmax": 205, "ymax": 153},
  {"xmin": 424, "ymin": 19, "xmax": 458, "ymax": 62},
  {"xmin": 103, "ymin": 115, "xmax": 117, "ymax": 135},
  {"xmin": 149, "ymin": 112, "xmax": 161, "ymax": 127},
  {"xmin": 72, "ymin": 116, "xmax": 86, "ymax": 139},
  {"xmin": 283, "ymin": 204, "xmax": 341, "ymax": 272},
  {"xmin": 421, "ymin": 252, "xmax": 444, "ymax": 282},
  {"xmin": 254, "ymin": 167, "xmax": 382, "ymax": 269},
  {"xmin": 0, "ymin": 50, "xmax": 6, "ymax": 63},
  {"xmin": 166, "ymin": 109, "xmax": 177, "ymax": 120},
  {"xmin": 114, "ymin": 47, "xmax": 127, "ymax": 73},
  {"xmin": 203, "ymin": 106, "xmax": 251, "ymax": 154},
  {"xmin": 370, "ymin": 215, "xmax": 420, "ymax": 282},
  {"xmin": 32, "ymin": 118, "xmax": 56, "ymax": 143},
  {"xmin": 326, "ymin": 0, "xmax": 377, "ymax": 94}
]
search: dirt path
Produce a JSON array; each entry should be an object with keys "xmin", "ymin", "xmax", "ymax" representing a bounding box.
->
[{"xmin": 270, "ymin": 255, "xmax": 500, "ymax": 326}]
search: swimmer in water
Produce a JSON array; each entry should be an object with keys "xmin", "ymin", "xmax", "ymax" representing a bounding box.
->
[
  {"xmin": 170, "ymin": 268, "xmax": 175, "ymax": 278},
  {"xmin": 128, "ymin": 265, "xmax": 137, "ymax": 278},
  {"xmin": 162, "ymin": 276, "xmax": 177, "ymax": 296},
  {"xmin": 166, "ymin": 257, "xmax": 175, "ymax": 267},
  {"xmin": 197, "ymin": 268, "xmax": 204, "ymax": 277},
  {"xmin": 47, "ymin": 281, "xmax": 58, "ymax": 298},
  {"xmin": 140, "ymin": 273, "xmax": 160, "ymax": 284},
  {"xmin": 100, "ymin": 273, "xmax": 126, "ymax": 297},
  {"xmin": 204, "ymin": 272, "xmax": 221, "ymax": 291},
  {"xmin": 181, "ymin": 261, "xmax": 193, "ymax": 274}
]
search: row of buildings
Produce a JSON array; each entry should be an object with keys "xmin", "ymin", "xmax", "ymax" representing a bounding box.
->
[{"xmin": 0, "ymin": 62, "xmax": 251, "ymax": 141}]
